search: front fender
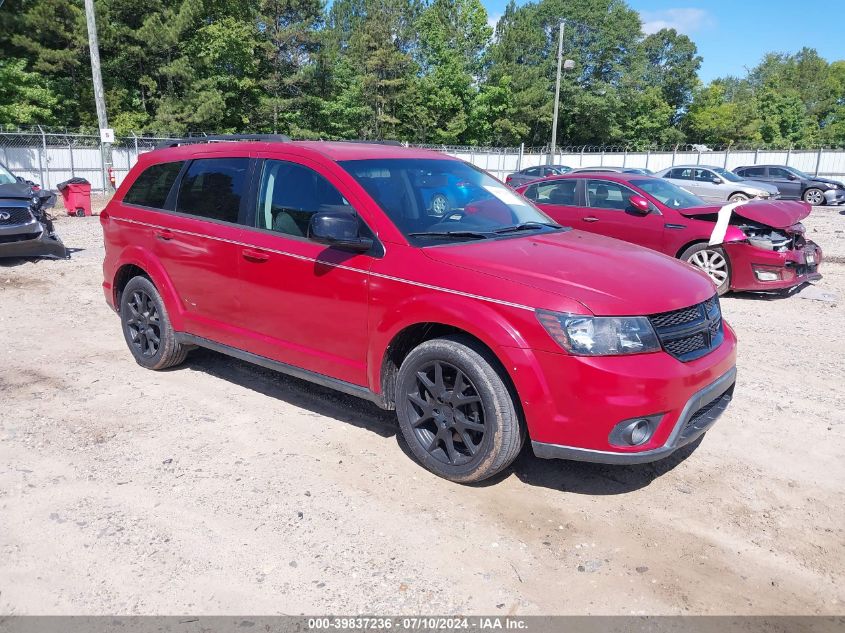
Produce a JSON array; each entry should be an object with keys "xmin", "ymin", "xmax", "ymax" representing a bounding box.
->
[{"xmin": 367, "ymin": 289, "xmax": 535, "ymax": 394}]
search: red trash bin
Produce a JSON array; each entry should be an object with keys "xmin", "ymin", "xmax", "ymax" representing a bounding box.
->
[{"xmin": 57, "ymin": 178, "xmax": 92, "ymax": 217}]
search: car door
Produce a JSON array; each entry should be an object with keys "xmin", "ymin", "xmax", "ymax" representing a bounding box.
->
[
  {"xmin": 692, "ymin": 168, "xmax": 725, "ymax": 201},
  {"xmin": 152, "ymin": 156, "xmax": 251, "ymax": 346},
  {"xmin": 235, "ymin": 156, "xmax": 374, "ymax": 387},
  {"xmin": 768, "ymin": 167, "xmax": 802, "ymax": 199},
  {"xmin": 523, "ymin": 178, "xmax": 582, "ymax": 227},
  {"xmin": 663, "ymin": 168, "xmax": 698, "ymax": 196},
  {"xmin": 582, "ymin": 179, "xmax": 665, "ymax": 251}
]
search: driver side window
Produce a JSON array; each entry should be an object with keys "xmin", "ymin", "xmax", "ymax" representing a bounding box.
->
[
  {"xmin": 586, "ymin": 180, "xmax": 634, "ymax": 210},
  {"xmin": 257, "ymin": 160, "xmax": 351, "ymax": 237}
]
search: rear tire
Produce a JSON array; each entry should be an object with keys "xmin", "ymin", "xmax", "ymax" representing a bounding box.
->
[
  {"xmin": 120, "ymin": 276, "xmax": 189, "ymax": 370},
  {"xmin": 680, "ymin": 243, "xmax": 731, "ymax": 295},
  {"xmin": 803, "ymin": 188, "xmax": 825, "ymax": 206},
  {"xmin": 395, "ymin": 335, "xmax": 524, "ymax": 483}
]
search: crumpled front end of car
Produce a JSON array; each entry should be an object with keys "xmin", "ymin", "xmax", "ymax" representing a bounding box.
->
[
  {"xmin": 0, "ymin": 195, "xmax": 68, "ymax": 259},
  {"xmin": 725, "ymin": 221, "xmax": 821, "ymax": 291}
]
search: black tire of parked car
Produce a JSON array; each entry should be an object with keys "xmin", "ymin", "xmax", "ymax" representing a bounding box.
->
[
  {"xmin": 803, "ymin": 188, "xmax": 825, "ymax": 206},
  {"xmin": 395, "ymin": 334, "xmax": 525, "ymax": 483},
  {"xmin": 120, "ymin": 275, "xmax": 190, "ymax": 370},
  {"xmin": 728, "ymin": 193, "xmax": 749, "ymax": 202},
  {"xmin": 679, "ymin": 243, "xmax": 732, "ymax": 296}
]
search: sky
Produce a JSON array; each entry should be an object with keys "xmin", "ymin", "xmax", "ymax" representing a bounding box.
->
[{"xmin": 481, "ymin": 0, "xmax": 844, "ymax": 82}]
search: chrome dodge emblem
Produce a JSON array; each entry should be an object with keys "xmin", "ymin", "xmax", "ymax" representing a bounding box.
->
[{"xmin": 0, "ymin": 212, "xmax": 10, "ymax": 221}]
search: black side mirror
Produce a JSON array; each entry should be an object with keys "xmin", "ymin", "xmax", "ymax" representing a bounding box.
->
[
  {"xmin": 309, "ymin": 210, "xmax": 373, "ymax": 253},
  {"xmin": 787, "ymin": 173, "xmax": 797, "ymax": 180}
]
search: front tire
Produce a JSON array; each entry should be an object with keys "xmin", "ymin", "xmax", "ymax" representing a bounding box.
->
[
  {"xmin": 728, "ymin": 193, "xmax": 749, "ymax": 202},
  {"xmin": 680, "ymin": 243, "xmax": 731, "ymax": 295},
  {"xmin": 803, "ymin": 188, "xmax": 825, "ymax": 206},
  {"xmin": 395, "ymin": 335, "xmax": 524, "ymax": 483},
  {"xmin": 120, "ymin": 276, "xmax": 189, "ymax": 370}
]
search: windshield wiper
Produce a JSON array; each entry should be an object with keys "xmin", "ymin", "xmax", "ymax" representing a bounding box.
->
[
  {"xmin": 493, "ymin": 221, "xmax": 562, "ymax": 234},
  {"xmin": 407, "ymin": 230, "xmax": 492, "ymax": 240}
]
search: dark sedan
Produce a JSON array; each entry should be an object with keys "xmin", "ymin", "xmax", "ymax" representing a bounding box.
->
[
  {"xmin": 734, "ymin": 165, "xmax": 845, "ymax": 206},
  {"xmin": 504, "ymin": 164, "xmax": 570, "ymax": 187}
]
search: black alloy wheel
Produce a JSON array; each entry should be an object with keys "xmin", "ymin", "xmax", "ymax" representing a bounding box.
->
[
  {"xmin": 120, "ymin": 275, "xmax": 189, "ymax": 370},
  {"xmin": 395, "ymin": 335, "xmax": 524, "ymax": 483},
  {"xmin": 124, "ymin": 288, "xmax": 161, "ymax": 358},
  {"xmin": 406, "ymin": 360, "xmax": 486, "ymax": 466}
]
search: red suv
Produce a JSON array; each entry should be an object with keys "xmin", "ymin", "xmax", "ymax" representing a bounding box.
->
[
  {"xmin": 517, "ymin": 172, "xmax": 822, "ymax": 295},
  {"xmin": 101, "ymin": 138, "xmax": 737, "ymax": 483}
]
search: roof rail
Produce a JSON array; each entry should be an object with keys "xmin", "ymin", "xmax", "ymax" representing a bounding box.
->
[
  {"xmin": 155, "ymin": 134, "xmax": 291, "ymax": 150},
  {"xmin": 331, "ymin": 139, "xmax": 404, "ymax": 147}
]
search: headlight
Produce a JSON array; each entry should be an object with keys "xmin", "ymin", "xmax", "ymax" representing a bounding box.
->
[{"xmin": 536, "ymin": 310, "xmax": 661, "ymax": 356}]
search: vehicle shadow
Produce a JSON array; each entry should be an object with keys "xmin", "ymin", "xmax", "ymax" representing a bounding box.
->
[
  {"xmin": 500, "ymin": 438, "xmax": 702, "ymax": 494},
  {"xmin": 182, "ymin": 347, "xmax": 396, "ymax": 438},
  {"xmin": 182, "ymin": 347, "xmax": 701, "ymax": 493}
]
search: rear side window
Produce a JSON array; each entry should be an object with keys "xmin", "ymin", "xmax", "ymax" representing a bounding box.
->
[
  {"xmin": 176, "ymin": 158, "xmax": 249, "ymax": 223},
  {"xmin": 123, "ymin": 161, "xmax": 184, "ymax": 209},
  {"xmin": 741, "ymin": 166, "xmax": 766, "ymax": 178},
  {"xmin": 525, "ymin": 180, "xmax": 577, "ymax": 205}
]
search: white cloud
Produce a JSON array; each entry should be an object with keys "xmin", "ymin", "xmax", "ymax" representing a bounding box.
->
[{"xmin": 641, "ymin": 8, "xmax": 715, "ymax": 35}]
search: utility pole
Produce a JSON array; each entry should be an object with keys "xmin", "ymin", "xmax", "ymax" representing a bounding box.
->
[
  {"xmin": 549, "ymin": 20, "xmax": 565, "ymax": 165},
  {"xmin": 84, "ymin": 0, "xmax": 113, "ymax": 192}
]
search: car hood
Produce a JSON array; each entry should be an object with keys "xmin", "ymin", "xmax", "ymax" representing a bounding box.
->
[
  {"xmin": 677, "ymin": 199, "xmax": 810, "ymax": 229},
  {"xmin": 0, "ymin": 181, "xmax": 34, "ymax": 200},
  {"xmin": 422, "ymin": 230, "xmax": 716, "ymax": 316},
  {"xmin": 814, "ymin": 176, "xmax": 844, "ymax": 187}
]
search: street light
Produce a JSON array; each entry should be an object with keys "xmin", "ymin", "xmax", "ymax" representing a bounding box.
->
[{"xmin": 549, "ymin": 21, "xmax": 575, "ymax": 164}]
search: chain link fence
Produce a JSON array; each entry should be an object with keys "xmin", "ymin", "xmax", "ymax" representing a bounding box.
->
[
  {"xmin": 1, "ymin": 127, "xmax": 844, "ymax": 191},
  {"xmin": 414, "ymin": 143, "xmax": 845, "ymax": 181}
]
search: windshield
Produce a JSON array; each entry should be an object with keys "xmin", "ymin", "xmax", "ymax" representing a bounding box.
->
[
  {"xmin": 631, "ymin": 178, "xmax": 706, "ymax": 209},
  {"xmin": 0, "ymin": 164, "xmax": 16, "ymax": 185},
  {"xmin": 339, "ymin": 158, "xmax": 560, "ymax": 244},
  {"xmin": 711, "ymin": 167, "xmax": 743, "ymax": 183}
]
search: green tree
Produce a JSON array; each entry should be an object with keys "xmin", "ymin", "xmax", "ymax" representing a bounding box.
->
[
  {"xmin": 640, "ymin": 28, "xmax": 701, "ymax": 120},
  {"xmin": 0, "ymin": 58, "xmax": 59, "ymax": 125}
]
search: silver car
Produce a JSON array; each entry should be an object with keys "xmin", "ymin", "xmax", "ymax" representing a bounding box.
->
[{"xmin": 654, "ymin": 165, "xmax": 780, "ymax": 203}]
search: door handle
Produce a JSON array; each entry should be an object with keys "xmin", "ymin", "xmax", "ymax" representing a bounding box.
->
[
  {"xmin": 582, "ymin": 217, "xmax": 599, "ymax": 223},
  {"xmin": 154, "ymin": 229, "xmax": 174, "ymax": 241},
  {"xmin": 242, "ymin": 248, "xmax": 270, "ymax": 263}
]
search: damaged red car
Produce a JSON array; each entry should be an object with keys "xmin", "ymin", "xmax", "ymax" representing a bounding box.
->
[{"xmin": 517, "ymin": 172, "xmax": 822, "ymax": 295}]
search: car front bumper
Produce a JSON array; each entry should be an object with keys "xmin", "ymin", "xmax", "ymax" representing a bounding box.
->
[
  {"xmin": 725, "ymin": 240, "xmax": 822, "ymax": 291},
  {"xmin": 823, "ymin": 189, "xmax": 845, "ymax": 205},
  {"xmin": 533, "ymin": 366, "xmax": 736, "ymax": 464},
  {"xmin": 503, "ymin": 322, "xmax": 738, "ymax": 464},
  {"xmin": 0, "ymin": 219, "xmax": 68, "ymax": 259}
]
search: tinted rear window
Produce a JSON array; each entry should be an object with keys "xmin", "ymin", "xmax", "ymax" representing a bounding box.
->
[
  {"xmin": 123, "ymin": 161, "xmax": 184, "ymax": 209},
  {"xmin": 176, "ymin": 158, "xmax": 249, "ymax": 223}
]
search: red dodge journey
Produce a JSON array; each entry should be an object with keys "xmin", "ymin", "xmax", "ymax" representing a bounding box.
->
[{"xmin": 101, "ymin": 138, "xmax": 737, "ymax": 483}]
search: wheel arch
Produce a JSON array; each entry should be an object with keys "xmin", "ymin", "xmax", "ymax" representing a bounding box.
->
[
  {"xmin": 369, "ymin": 292, "xmax": 534, "ymax": 412},
  {"xmin": 675, "ymin": 238, "xmax": 709, "ymax": 259},
  {"xmin": 111, "ymin": 247, "xmax": 185, "ymax": 330}
]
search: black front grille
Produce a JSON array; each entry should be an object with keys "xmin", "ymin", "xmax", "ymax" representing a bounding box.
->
[
  {"xmin": 678, "ymin": 386, "xmax": 734, "ymax": 443},
  {"xmin": 649, "ymin": 296, "xmax": 724, "ymax": 362},
  {"xmin": 0, "ymin": 207, "xmax": 34, "ymax": 226}
]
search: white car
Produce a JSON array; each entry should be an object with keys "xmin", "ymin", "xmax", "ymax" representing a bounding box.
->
[{"xmin": 654, "ymin": 165, "xmax": 780, "ymax": 203}]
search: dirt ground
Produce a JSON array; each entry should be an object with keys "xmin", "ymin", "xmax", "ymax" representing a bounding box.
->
[{"xmin": 1, "ymin": 199, "xmax": 844, "ymax": 616}]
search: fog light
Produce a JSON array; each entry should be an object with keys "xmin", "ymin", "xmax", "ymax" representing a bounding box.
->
[
  {"xmin": 755, "ymin": 270, "xmax": 780, "ymax": 281},
  {"xmin": 608, "ymin": 415, "xmax": 660, "ymax": 447}
]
